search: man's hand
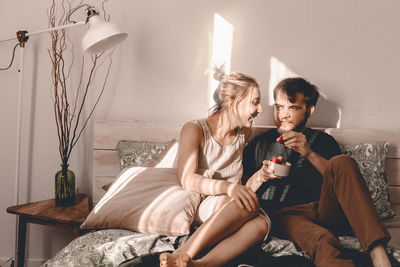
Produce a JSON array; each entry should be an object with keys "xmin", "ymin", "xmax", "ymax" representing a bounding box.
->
[
  {"xmin": 245, "ymin": 160, "xmax": 282, "ymax": 192},
  {"xmin": 227, "ymin": 183, "xmax": 259, "ymax": 212},
  {"xmin": 282, "ymin": 131, "xmax": 312, "ymax": 158},
  {"xmin": 282, "ymin": 131, "xmax": 328, "ymax": 175},
  {"xmin": 258, "ymin": 160, "xmax": 282, "ymax": 182}
]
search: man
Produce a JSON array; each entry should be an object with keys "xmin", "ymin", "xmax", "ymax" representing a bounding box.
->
[{"xmin": 243, "ymin": 77, "xmax": 391, "ymax": 267}]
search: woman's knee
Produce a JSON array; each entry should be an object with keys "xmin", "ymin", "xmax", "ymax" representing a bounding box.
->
[
  {"xmin": 258, "ymin": 217, "xmax": 270, "ymax": 236},
  {"xmin": 248, "ymin": 216, "xmax": 269, "ymax": 238},
  {"xmin": 232, "ymin": 199, "xmax": 259, "ymax": 217},
  {"xmin": 224, "ymin": 199, "xmax": 259, "ymax": 222}
]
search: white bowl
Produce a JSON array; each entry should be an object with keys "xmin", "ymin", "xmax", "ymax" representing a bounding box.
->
[{"xmin": 268, "ymin": 162, "xmax": 291, "ymax": 177}]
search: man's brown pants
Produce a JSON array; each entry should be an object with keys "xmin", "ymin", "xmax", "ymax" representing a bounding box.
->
[{"xmin": 271, "ymin": 154, "xmax": 391, "ymax": 267}]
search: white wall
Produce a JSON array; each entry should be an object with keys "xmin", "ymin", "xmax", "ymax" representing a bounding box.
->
[{"xmin": 1, "ymin": 0, "xmax": 400, "ymax": 265}]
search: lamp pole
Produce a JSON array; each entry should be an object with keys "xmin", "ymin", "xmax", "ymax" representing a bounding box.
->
[
  {"xmin": 15, "ymin": 43, "xmax": 24, "ymax": 208},
  {"xmin": 1, "ymin": 8, "xmax": 126, "ymax": 263},
  {"xmin": 13, "ymin": 26, "xmax": 82, "ymax": 209},
  {"xmin": 1, "ymin": 20, "xmax": 89, "ymax": 266},
  {"xmin": 1, "ymin": 20, "xmax": 89, "ymax": 206}
]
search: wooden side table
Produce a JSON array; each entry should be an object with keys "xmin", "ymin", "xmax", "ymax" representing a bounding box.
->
[{"xmin": 7, "ymin": 194, "xmax": 91, "ymax": 267}]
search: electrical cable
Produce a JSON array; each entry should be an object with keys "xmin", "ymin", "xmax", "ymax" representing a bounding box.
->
[
  {"xmin": 67, "ymin": 4, "xmax": 91, "ymax": 23},
  {"xmin": 0, "ymin": 43, "xmax": 19, "ymax": 71}
]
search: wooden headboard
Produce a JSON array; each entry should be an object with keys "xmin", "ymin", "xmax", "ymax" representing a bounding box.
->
[{"xmin": 92, "ymin": 120, "xmax": 400, "ymax": 206}]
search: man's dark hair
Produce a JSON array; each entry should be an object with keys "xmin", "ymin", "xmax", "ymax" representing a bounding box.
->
[{"xmin": 273, "ymin": 77, "xmax": 319, "ymax": 108}]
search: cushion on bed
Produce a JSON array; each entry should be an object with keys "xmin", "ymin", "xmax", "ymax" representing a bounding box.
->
[
  {"xmin": 81, "ymin": 167, "xmax": 201, "ymax": 236},
  {"xmin": 146, "ymin": 139, "xmax": 178, "ymax": 168},
  {"xmin": 116, "ymin": 139, "xmax": 176, "ymax": 170},
  {"xmin": 102, "ymin": 139, "xmax": 178, "ymax": 191},
  {"xmin": 340, "ymin": 141, "xmax": 395, "ymax": 219}
]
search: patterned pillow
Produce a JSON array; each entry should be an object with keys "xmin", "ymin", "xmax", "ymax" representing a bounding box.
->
[
  {"xmin": 340, "ymin": 141, "xmax": 395, "ymax": 219},
  {"xmin": 116, "ymin": 140, "xmax": 174, "ymax": 170}
]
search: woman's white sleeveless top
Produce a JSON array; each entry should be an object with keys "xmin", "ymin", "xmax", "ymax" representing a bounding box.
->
[{"xmin": 197, "ymin": 118, "xmax": 246, "ymax": 184}]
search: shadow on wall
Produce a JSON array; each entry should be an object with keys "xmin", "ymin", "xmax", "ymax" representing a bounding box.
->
[
  {"xmin": 308, "ymin": 96, "xmax": 341, "ymax": 128},
  {"xmin": 268, "ymin": 57, "xmax": 341, "ymax": 129}
]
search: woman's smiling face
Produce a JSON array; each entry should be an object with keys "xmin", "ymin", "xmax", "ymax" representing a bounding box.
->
[{"xmin": 234, "ymin": 87, "xmax": 262, "ymax": 128}]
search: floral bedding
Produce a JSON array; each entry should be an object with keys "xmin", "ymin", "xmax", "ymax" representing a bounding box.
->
[{"xmin": 42, "ymin": 229, "xmax": 400, "ymax": 267}]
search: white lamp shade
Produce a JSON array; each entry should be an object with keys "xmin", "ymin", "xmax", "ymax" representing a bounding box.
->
[{"xmin": 81, "ymin": 15, "xmax": 127, "ymax": 54}]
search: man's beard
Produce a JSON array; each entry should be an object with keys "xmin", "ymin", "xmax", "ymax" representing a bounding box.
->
[{"xmin": 276, "ymin": 114, "xmax": 309, "ymax": 134}]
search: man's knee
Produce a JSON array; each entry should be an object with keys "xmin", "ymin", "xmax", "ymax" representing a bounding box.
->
[
  {"xmin": 325, "ymin": 154, "xmax": 360, "ymax": 178},
  {"xmin": 327, "ymin": 154, "xmax": 357, "ymax": 169}
]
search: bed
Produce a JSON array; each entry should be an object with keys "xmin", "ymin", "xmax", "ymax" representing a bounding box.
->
[{"xmin": 43, "ymin": 120, "xmax": 400, "ymax": 266}]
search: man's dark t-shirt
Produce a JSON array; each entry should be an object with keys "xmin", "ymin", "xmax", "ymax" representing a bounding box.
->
[{"xmin": 242, "ymin": 128, "xmax": 341, "ymax": 214}]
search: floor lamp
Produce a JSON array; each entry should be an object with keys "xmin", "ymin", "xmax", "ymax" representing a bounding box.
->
[{"xmin": 0, "ymin": 5, "xmax": 127, "ymax": 264}]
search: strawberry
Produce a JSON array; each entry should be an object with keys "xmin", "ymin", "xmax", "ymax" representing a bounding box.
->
[
  {"xmin": 276, "ymin": 136, "xmax": 284, "ymax": 144},
  {"xmin": 271, "ymin": 156, "xmax": 284, "ymax": 164}
]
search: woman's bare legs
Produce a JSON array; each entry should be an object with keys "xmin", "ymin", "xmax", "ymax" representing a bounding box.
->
[
  {"xmin": 159, "ymin": 199, "xmax": 269, "ymax": 267},
  {"xmin": 194, "ymin": 216, "xmax": 267, "ymax": 267}
]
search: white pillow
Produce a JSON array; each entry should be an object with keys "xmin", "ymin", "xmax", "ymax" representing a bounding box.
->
[{"xmin": 81, "ymin": 167, "xmax": 201, "ymax": 236}]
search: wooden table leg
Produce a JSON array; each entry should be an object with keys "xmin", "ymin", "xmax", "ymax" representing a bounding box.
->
[
  {"xmin": 16, "ymin": 216, "xmax": 27, "ymax": 267},
  {"xmin": 72, "ymin": 226, "xmax": 79, "ymax": 239}
]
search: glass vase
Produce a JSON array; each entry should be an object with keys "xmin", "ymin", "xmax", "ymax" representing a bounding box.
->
[{"xmin": 55, "ymin": 164, "xmax": 75, "ymax": 206}]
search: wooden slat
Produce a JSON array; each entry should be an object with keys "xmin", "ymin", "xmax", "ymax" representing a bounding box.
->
[
  {"xmin": 387, "ymin": 228, "xmax": 400, "ymax": 249},
  {"xmin": 247, "ymin": 126, "xmax": 326, "ymax": 140},
  {"xmin": 94, "ymin": 120, "xmax": 183, "ymax": 150},
  {"xmin": 387, "ymin": 159, "xmax": 400, "ymax": 186},
  {"xmin": 92, "ymin": 121, "xmax": 400, "ymax": 208},
  {"xmin": 249, "ymin": 126, "xmax": 274, "ymax": 139},
  {"xmin": 325, "ymin": 128, "xmax": 400, "ymax": 158},
  {"xmin": 390, "ymin": 187, "xmax": 400, "ymax": 205},
  {"xmin": 93, "ymin": 150, "xmax": 121, "ymax": 177},
  {"xmin": 383, "ymin": 205, "xmax": 400, "ymax": 229},
  {"xmin": 93, "ymin": 148, "xmax": 180, "ymax": 178},
  {"xmin": 93, "ymin": 177, "xmax": 115, "ymax": 204}
]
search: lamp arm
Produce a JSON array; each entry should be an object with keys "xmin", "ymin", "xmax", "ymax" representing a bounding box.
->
[
  {"xmin": 0, "ymin": 20, "xmax": 86, "ymax": 44},
  {"xmin": 27, "ymin": 20, "xmax": 86, "ymax": 37}
]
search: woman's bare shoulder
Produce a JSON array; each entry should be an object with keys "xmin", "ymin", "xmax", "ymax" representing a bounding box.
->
[{"xmin": 181, "ymin": 120, "xmax": 203, "ymax": 138}]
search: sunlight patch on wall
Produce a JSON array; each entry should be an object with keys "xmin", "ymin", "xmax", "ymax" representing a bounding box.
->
[
  {"xmin": 268, "ymin": 57, "xmax": 298, "ymax": 105},
  {"xmin": 208, "ymin": 13, "xmax": 234, "ymax": 108},
  {"xmin": 336, "ymin": 108, "xmax": 342, "ymax": 128}
]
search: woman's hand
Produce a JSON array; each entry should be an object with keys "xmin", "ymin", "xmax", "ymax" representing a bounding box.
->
[
  {"xmin": 227, "ymin": 183, "xmax": 259, "ymax": 212},
  {"xmin": 245, "ymin": 174, "xmax": 263, "ymax": 192}
]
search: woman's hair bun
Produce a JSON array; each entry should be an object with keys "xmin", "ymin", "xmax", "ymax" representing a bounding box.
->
[
  {"xmin": 213, "ymin": 87, "xmax": 221, "ymax": 104},
  {"xmin": 213, "ymin": 64, "xmax": 226, "ymax": 82}
]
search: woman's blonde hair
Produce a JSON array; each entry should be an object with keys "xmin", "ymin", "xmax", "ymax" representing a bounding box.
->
[{"xmin": 210, "ymin": 65, "xmax": 259, "ymax": 115}]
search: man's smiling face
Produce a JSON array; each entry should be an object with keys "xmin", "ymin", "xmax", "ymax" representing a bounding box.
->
[{"xmin": 273, "ymin": 91, "xmax": 313, "ymax": 133}]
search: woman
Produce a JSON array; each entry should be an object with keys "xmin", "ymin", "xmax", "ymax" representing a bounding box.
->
[{"xmin": 160, "ymin": 66, "xmax": 270, "ymax": 267}]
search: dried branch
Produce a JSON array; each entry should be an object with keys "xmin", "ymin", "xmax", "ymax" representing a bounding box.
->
[{"xmin": 48, "ymin": 0, "xmax": 113, "ymax": 165}]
